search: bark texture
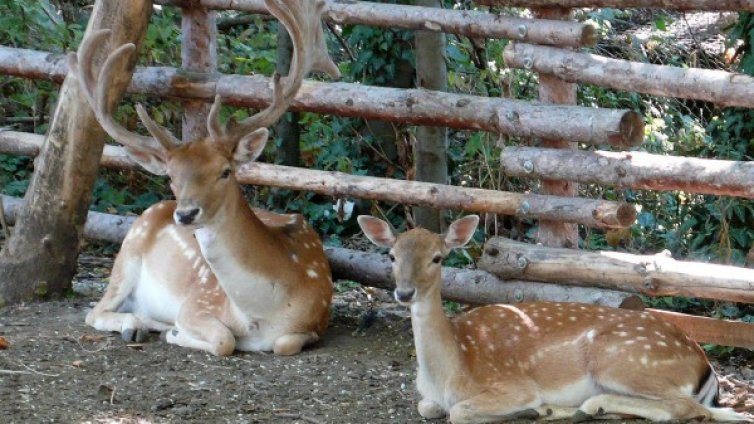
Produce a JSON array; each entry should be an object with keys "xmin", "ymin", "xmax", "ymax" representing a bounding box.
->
[
  {"xmin": 532, "ymin": 7, "xmax": 578, "ymax": 248},
  {"xmin": 0, "ymin": 132, "xmax": 636, "ymax": 228},
  {"xmin": 480, "ymin": 237, "xmax": 754, "ymax": 303},
  {"xmin": 414, "ymin": 0, "xmax": 448, "ymax": 232},
  {"xmin": 476, "ymin": 0, "xmax": 754, "ymax": 11},
  {"xmin": 0, "ymin": 46, "xmax": 644, "ymax": 147},
  {"xmin": 0, "ymin": 0, "xmax": 152, "ymax": 305},
  {"xmin": 155, "ymin": 0, "xmax": 597, "ymax": 47},
  {"xmin": 502, "ymin": 146, "xmax": 754, "ymax": 198},
  {"xmin": 505, "ymin": 42, "xmax": 754, "ymax": 108},
  {"xmin": 181, "ymin": 4, "xmax": 218, "ymax": 140}
]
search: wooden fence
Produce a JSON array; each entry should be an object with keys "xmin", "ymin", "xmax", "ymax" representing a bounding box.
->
[{"xmin": 1, "ymin": 0, "xmax": 754, "ymax": 347}]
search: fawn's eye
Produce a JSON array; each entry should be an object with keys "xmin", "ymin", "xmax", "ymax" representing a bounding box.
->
[
  {"xmin": 432, "ymin": 254, "xmax": 443, "ymax": 264},
  {"xmin": 220, "ymin": 168, "xmax": 232, "ymax": 179},
  {"xmin": 388, "ymin": 253, "xmax": 396, "ymax": 262}
]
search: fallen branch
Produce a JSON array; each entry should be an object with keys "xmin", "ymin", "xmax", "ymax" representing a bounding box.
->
[{"xmin": 0, "ymin": 46, "xmax": 644, "ymax": 147}]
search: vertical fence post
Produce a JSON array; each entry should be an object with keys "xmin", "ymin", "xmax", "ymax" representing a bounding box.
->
[
  {"xmin": 181, "ymin": 1, "xmax": 217, "ymax": 141},
  {"xmin": 532, "ymin": 7, "xmax": 579, "ymax": 248}
]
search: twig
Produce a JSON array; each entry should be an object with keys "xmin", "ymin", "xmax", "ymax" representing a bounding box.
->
[
  {"xmin": 326, "ymin": 22, "xmax": 356, "ymax": 62},
  {"xmin": 0, "ymin": 364, "xmax": 60, "ymax": 377},
  {"xmin": 273, "ymin": 412, "xmax": 325, "ymax": 424}
]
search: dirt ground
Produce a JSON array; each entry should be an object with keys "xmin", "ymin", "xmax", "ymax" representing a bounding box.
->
[{"xmin": 2, "ymin": 256, "xmax": 754, "ymax": 424}]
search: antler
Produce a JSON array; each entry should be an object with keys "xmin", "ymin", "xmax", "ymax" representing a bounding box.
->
[
  {"xmin": 208, "ymin": 0, "xmax": 341, "ymax": 150},
  {"xmin": 68, "ymin": 29, "xmax": 179, "ymax": 160}
]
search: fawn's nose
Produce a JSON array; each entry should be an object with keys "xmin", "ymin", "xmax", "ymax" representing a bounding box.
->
[
  {"xmin": 174, "ymin": 208, "xmax": 201, "ymax": 225},
  {"xmin": 394, "ymin": 288, "xmax": 416, "ymax": 304}
]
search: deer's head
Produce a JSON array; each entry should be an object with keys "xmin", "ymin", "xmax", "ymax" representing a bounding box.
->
[
  {"xmin": 69, "ymin": 0, "xmax": 339, "ymax": 227},
  {"xmin": 357, "ymin": 215, "xmax": 479, "ymax": 305}
]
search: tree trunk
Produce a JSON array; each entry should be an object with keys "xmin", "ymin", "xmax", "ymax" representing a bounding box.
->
[
  {"xmin": 0, "ymin": 133, "xmax": 637, "ymax": 228},
  {"xmin": 274, "ymin": 25, "xmax": 300, "ymax": 167},
  {"xmin": 414, "ymin": 0, "xmax": 448, "ymax": 232},
  {"xmin": 479, "ymin": 236, "xmax": 754, "ymax": 303},
  {"xmin": 533, "ymin": 7, "xmax": 578, "ymax": 249},
  {"xmin": 154, "ymin": 0, "xmax": 598, "ymax": 47},
  {"xmin": 0, "ymin": 0, "xmax": 152, "ymax": 306},
  {"xmin": 181, "ymin": 4, "xmax": 217, "ymax": 140},
  {"xmin": 0, "ymin": 45, "xmax": 645, "ymax": 147}
]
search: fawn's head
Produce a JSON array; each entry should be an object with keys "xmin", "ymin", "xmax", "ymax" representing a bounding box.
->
[
  {"xmin": 69, "ymin": 0, "xmax": 339, "ymax": 227},
  {"xmin": 358, "ymin": 215, "xmax": 479, "ymax": 305}
]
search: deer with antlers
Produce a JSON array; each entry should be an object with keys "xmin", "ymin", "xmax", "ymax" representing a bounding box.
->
[
  {"xmin": 358, "ymin": 215, "xmax": 747, "ymax": 422},
  {"xmin": 69, "ymin": 0, "xmax": 338, "ymax": 356}
]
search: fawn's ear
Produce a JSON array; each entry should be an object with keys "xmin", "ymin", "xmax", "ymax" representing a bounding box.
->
[
  {"xmin": 357, "ymin": 215, "xmax": 396, "ymax": 248},
  {"xmin": 444, "ymin": 215, "xmax": 479, "ymax": 249}
]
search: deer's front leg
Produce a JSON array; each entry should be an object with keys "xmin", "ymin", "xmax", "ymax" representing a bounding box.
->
[
  {"xmin": 448, "ymin": 389, "xmax": 541, "ymax": 424},
  {"xmin": 418, "ymin": 398, "xmax": 446, "ymax": 419}
]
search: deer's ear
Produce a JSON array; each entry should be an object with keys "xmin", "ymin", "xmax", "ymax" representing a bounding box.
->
[
  {"xmin": 444, "ymin": 215, "xmax": 479, "ymax": 249},
  {"xmin": 357, "ymin": 215, "xmax": 396, "ymax": 248},
  {"xmin": 233, "ymin": 128, "xmax": 269, "ymax": 165},
  {"xmin": 124, "ymin": 146, "xmax": 168, "ymax": 175}
]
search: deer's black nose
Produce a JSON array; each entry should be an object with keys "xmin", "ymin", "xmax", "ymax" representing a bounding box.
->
[
  {"xmin": 175, "ymin": 208, "xmax": 200, "ymax": 225},
  {"xmin": 394, "ymin": 288, "xmax": 416, "ymax": 303}
]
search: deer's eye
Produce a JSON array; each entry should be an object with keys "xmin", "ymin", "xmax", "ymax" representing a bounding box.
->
[
  {"xmin": 388, "ymin": 253, "xmax": 396, "ymax": 262},
  {"xmin": 432, "ymin": 254, "xmax": 443, "ymax": 264},
  {"xmin": 220, "ymin": 168, "xmax": 232, "ymax": 179}
]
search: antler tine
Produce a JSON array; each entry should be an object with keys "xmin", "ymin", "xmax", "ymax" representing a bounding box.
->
[
  {"xmin": 210, "ymin": 0, "xmax": 340, "ymax": 149},
  {"xmin": 72, "ymin": 29, "xmax": 175, "ymax": 157}
]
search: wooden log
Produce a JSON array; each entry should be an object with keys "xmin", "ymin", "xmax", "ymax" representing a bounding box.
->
[
  {"xmin": 0, "ymin": 131, "xmax": 636, "ymax": 228},
  {"xmin": 480, "ymin": 237, "xmax": 754, "ymax": 304},
  {"xmin": 501, "ymin": 146, "xmax": 754, "ymax": 198},
  {"xmin": 647, "ymin": 309, "xmax": 754, "ymax": 349},
  {"xmin": 155, "ymin": 0, "xmax": 597, "ymax": 47},
  {"xmin": 180, "ymin": 4, "xmax": 217, "ymax": 140},
  {"xmin": 504, "ymin": 43, "xmax": 754, "ymax": 109},
  {"xmin": 325, "ymin": 246, "xmax": 629, "ymax": 306},
  {"xmin": 0, "ymin": 46, "xmax": 644, "ymax": 147},
  {"xmin": 532, "ymin": 6, "xmax": 579, "ymax": 249},
  {"xmin": 0, "ymin": 193, "xmax": 629, "ymax": 307},
  {"xmin": 476, "ymin": 0, "xmax": 754, "ymax": 11}
]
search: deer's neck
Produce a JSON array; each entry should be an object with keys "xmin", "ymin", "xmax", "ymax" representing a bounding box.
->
[
  {"xmin": 410, "ymin": 283, "xmax": 464, "ymax": 403},
  {"xmin": 194, "ymin": 183, "xmax": 293, "ymax": 304}
]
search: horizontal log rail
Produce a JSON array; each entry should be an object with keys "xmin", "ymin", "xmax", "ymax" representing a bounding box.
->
[
  {"xmin": 501, "ymin": 146, "xmax": 754, "ymax": 198},
  {"xmin": 476, "ymin": 0, "xmax": 754, "ymax": 11},
  {"xmin": 156, "ymin": 0, "xmax": 596, "ymax": 47},
  {"xmin": 0, "ymin": 46, "xmax": 645, "ymax": 147},
  {"xmin": 4, "ymin": 195, "xmax": 750, "ymax": 347},
  {"xmin": 479, "ymin": 237, "xmax": 754, "ymax": 304},
  {"xmin": 504, "ymin": 43, "xmax": 754, "ymax": 109},
  {"xmin": 0, "ymin": 195, "xmax": 629, "ymax": 307},
  {"xmin": 0, "ymin": 131, "xmax": 636, "ymax": 228}
]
